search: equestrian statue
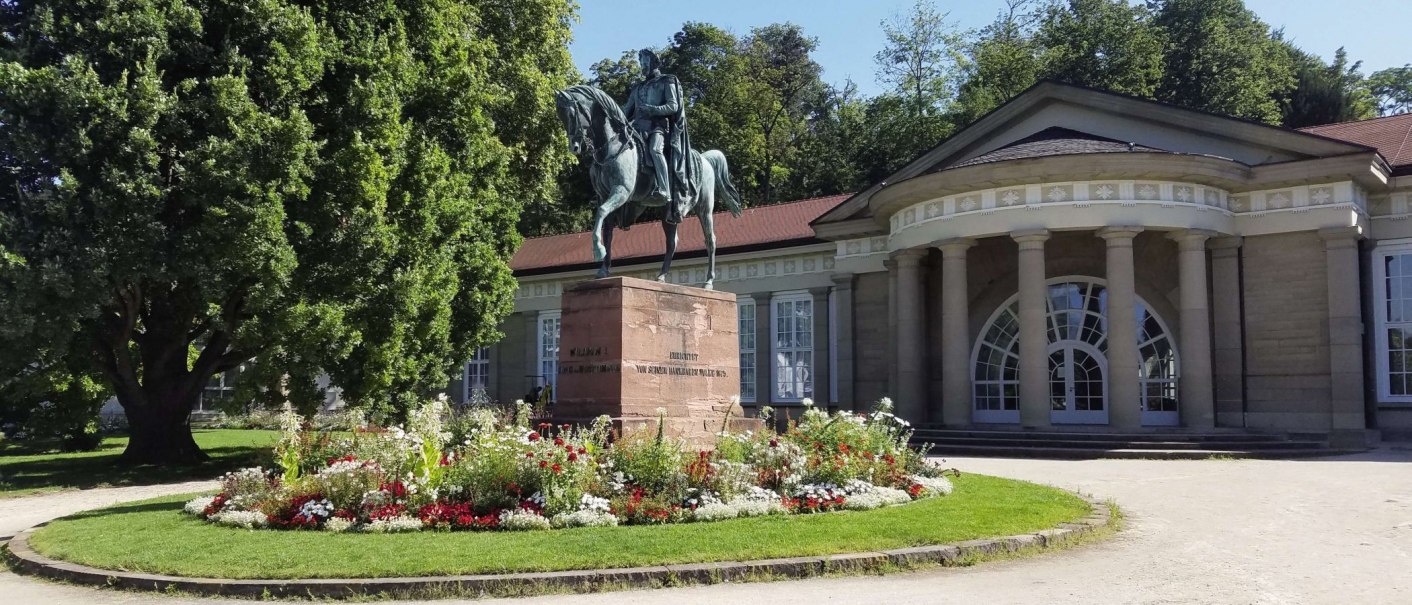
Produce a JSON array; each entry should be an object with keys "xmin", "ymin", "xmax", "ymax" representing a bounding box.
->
[{"xmin": 553, "ymin": 48, "xmax": 742, "ymax": 289}]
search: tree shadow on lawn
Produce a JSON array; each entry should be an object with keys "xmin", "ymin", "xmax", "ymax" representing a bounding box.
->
[
  {"xmin": 55, "ymin": 499, "xmax": 186, "ymax": 521},
  {"xmin": 0, "ymin": 434, "xmax": 273, "ymax": 496}
]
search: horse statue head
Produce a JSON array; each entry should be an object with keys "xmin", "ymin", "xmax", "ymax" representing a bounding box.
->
[{"xmin": 553, "ymin": 88, "xmax": 590, "ymax": 156}]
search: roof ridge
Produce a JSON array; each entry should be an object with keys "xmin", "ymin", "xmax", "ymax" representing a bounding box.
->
[
  {"xmin": 517, "ymin": 193, "xmax": 853, "ymax": 242},
  {"xmin": 1299, "ymin": 112, "xmax": 1412, "ymax": 131}
]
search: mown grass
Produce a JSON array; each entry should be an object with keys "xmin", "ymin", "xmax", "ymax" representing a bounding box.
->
[
  {"xmin": 0, "ymin": 429, "xmax": 278, "ymax": 498},
  {"xmin": 26, "ymin": 474, "xmax": 1089, "ymax": 579}
]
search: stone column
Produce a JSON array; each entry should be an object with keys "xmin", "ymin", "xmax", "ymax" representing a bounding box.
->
[
  {"xmin": 1013, "ymin": 230, "xmax": 1051, "ymax": 429},
  {"xmin": 1319, "ymin": 227, "xmax": 1367, "ymax": 442},
  {"xmin": 752, "ymin": 292, "xmax": 773, "ymax": 406},
  {"xmin": 1099, "ymin": 227, "xmax": 1144, "ymax": 429},
  {"xmin": 809, "ymin": 286, "xmax": 832, "ymax": 407},
  {"xmin": 885, "ymin": 258, "xmax": 899, "ymax": 400},
  {"xmin": 1171, "ymin": 230, "xmax": 1215, "ymax": 429},
  {"xmin": 486, "ymin": 342, "xmax": 501, "ymax": 403},
  {"xmin": 893, "ymin": 249, "xmax": 928, "ymax": 423},
  {"xmin": 1209, "ymin": 237, "xmax": 1245, "ymax": 427},
  {"xmin": 523, "ymin": 312, "xmax": 540, "ymax": 397},
  {"xmin": 937, "ymin": 239, "xmax": 975, "ymax": 427},
  {"xmin": 831, "ymin": 274, "xmax": 857, "ymax": 410}
]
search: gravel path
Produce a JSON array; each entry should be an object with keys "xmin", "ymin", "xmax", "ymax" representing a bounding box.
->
[{"xmin": 3, "ymin": 448, "xmax": 1410, "ymax": 604}]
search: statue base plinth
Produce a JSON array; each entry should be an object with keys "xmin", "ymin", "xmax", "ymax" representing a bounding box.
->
[{"xmin": 555, "ymin": 277, "xmax": 753, "ymax": 447}]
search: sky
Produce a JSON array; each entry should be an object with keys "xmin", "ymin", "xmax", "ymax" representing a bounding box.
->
[{"xmin": 569, "ymin": 0, "xmax": 1412, "ymax": 98}]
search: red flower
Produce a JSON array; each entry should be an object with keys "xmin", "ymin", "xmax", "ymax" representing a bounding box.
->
[
  {"xmin": 769, "ymin": 438, "xmax": 780, "ymax": 448},
  {"xmin": 538, "ymin": 422, "xmax": 552, "ymax": 430},
  {"xmin": 525, "ymin": 452, "xmax": 535, "ymax": 458},
  {"xmin": 577, "ymin": 447, "xmax": 587, "ymax": 455},
  {"xmin": 551, "ymin": 463, "xmax": 563, "ymax": 474},
  {"xmin": 568, "ymin": 452, "xmax": 578, "ymax": 462},
  {"xmin": 553, "ymin": 437, "xmax": 565, "ymax": 446},
  {"xmin": 528, "ymin": 432, "xmax": 541, "ymax": 441},
  {"xmin": 539, "ymin": 460, "xmax": 548, "ymax": 468}
]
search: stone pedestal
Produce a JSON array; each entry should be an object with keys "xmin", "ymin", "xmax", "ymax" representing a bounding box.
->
[{"xmin": 556, "ymin": 277, "xmax": 753, "ymax": 445}]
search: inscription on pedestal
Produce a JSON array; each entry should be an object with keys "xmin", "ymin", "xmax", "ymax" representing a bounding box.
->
[{"xmin": 554, "ymin": 276, "xmax": 746, "ymax": 444}]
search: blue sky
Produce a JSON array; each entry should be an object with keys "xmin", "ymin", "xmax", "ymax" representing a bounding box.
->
[{"xmin": 569, "ymin": 0, "xmax": 1412, "ymax": 97}]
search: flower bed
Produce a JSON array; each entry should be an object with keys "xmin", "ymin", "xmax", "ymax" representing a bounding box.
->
[{"xmin": 184, "ymin": 397, "xmax": 956, "ymax": 533}]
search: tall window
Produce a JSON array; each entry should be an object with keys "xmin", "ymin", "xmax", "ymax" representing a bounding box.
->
[
  {"xmin": 738, "ymin": 299, "xmax": 757, "ymax": 402},
  {"xmin": 772, "ymin": 293, "xmax": 813, "ymax": 401},
  {"xmin": 538, "ymin": 312, "xmax": 561, "ymax": 397},
  {"xmin": 197, "ymin": 371, "xmax": 237, "ymax": 412},
  {"xmin": 1376, "ymin": 246, "xmax": 1412, "ymax": 401},
  {"xmin": 464, "ymin": 347, "xmax": 491, "ymax": 403}
]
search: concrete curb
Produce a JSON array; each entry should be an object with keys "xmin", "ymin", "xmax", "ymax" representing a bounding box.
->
[{"xmin": 4, "ymin": 494, "xmax": 1114, "ymax": 599}]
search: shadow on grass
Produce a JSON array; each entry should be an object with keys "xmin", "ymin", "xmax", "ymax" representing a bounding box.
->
[
  {"xmin": 0, "ymin": 431, "xmax": 275, "ymax": 496},
  {"xmin": 57, "ymin": 499, "xmax": 186, "ymax": 521}
]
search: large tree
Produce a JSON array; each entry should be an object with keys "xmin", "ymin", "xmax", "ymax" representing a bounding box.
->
[
  {"xmin": 873, "ymin": 0, "xmax": 960, "ymax": 163},
  {"xmin": 0, "ymin": 0, "xmax": 577, "ymax": 463},
  {"xmin": 952, "ymin": 0, "xmax": 1044, "ymax": 125},
  {"xmin": 1278, "ymin": 44, "xmax": 1375, "ymax": 128},
  {"xmin": 1367, "ymin": 65, "xmax": 1412, "ymax": 116},
  {"xmin": 1149, "ymin": 0, "xmax": 1294, "ymax": 124},
  {"xmin": 1037, "ymin": 0, "xmax": 1165, "ymax": 97}
]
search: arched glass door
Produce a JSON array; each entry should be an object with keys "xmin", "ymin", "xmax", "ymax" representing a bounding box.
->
[{"xmin": 972, "ymin": 278, "xmax": 1179, "ymax": 426}]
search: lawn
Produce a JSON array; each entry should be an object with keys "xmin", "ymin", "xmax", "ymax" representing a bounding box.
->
[
  {"xmin": 26, "ymin": 473, "xmax": 1090, "ymax": 579},
  {"xmin": 0, "ymin": 429, "xmax": 279, "ymax": 499}
]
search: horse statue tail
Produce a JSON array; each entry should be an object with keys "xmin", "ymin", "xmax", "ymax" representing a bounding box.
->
[{"xmin": 703, "ymin": 150, "xmax": 742, "ymax": 217}]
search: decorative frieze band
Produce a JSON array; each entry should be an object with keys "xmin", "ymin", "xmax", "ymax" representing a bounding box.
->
[{"xmin": 887, "ymin": 180, "xmax": 1365, "ymax": 236}]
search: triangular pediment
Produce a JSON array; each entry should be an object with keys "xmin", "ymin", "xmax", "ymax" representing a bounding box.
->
[{"xmin": 812, "ymin": 81, "xmax": 1377, "ymax": 232}]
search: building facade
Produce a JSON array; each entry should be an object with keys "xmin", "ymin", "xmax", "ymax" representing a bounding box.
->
[{"xmin": 455, "ymin": 82, "xmax": 1412, "ymax": 446}]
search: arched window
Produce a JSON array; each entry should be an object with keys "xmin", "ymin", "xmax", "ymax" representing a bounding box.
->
[{"xmin": 971, "ymin": 278, "xmax": 1179, "ymax": 425}]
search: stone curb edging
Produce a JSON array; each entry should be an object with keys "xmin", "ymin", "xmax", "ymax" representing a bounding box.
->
[{"xmin": 4, "ymin": 494, "xmax": 1113, "ymax": 599}]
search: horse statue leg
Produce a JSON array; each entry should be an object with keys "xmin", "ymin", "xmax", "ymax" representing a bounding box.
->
[
  {"xmin": 599, "ymin": 224, "xmax": 615, "ymax": 278},
  {"xmin": 658, "ymin": 221, "xmax": 679, "ymax": 283},
  {"xmin": 592, "ymin": 184, "xmax": 632, "ymax": 277}
]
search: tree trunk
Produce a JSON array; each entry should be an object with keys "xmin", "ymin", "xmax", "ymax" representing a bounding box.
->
[{"xmin": 119, "ymin": 392, "xmax": 208, "ymax": 465}]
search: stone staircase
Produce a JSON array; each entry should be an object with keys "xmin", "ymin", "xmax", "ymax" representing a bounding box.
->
[{"xmin": 910, "ymin": 426, "xmax": 1345, "ymax": 459}]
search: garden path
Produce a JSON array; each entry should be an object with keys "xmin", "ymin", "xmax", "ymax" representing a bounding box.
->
[{"xmin": 2, "ymin": 449, "xmax": 1410, "ymax": 604}]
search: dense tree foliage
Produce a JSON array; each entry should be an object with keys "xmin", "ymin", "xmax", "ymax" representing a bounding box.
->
[{"xmin": 0, "ymin": 0, "xmax": 577, "ymax": 463}]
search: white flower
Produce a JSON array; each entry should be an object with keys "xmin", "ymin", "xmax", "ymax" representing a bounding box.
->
[
  {"xmin": 801, "ymin": 397, "xmax": 814, "ymax": 408},
  {"xmin": 842, "ymin": 487, "xmax": 912, "ymax": 510},
  {"xmin": 363, "ymin": 516, "xmax": 423, "ymax": 533},
  {"xmin": 579, "ymin": 494, "xmax": 611, "ymax": 514},
  {"xmin": 909, "ymin": 475, "xmax": 954, "ymax": 497},
  {"xmin": 693, "ymin": 502, "xmax": 738, "ymax": 522},
  {"xmin": 729, "ymin": 498, "xmax": 786, "ymax": 517},
  {"xmin": 183, "ymin": 496, "xmax": 216, "ymax": 517},
  {"xmin": 211, "ymin": 510, "xmax": 268, "ymax": 529},
  {"xmin": 324, "ymin": 517, "xmax": 357, "ymax": 533},
  {"xmin": 550, "ymin": 510, "xmax": 619, "ymax": 528},
  {"xmin": 498, "ymin": 508, "xmax": 552, "ymax": 531},
  {"xmin": 299, "ymin": 498, "xmax": 335, "ymax": 520}
]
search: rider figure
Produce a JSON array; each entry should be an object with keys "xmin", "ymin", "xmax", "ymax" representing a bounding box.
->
[{"xmin": 622, "ymin": 48, "xmax": 692, "ymax": 223}]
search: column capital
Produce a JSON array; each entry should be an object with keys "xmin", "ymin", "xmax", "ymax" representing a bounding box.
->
[
  {"xmin": 933, "ymin": 237, "xmax": 976, "ymax": 258},
  {"xmin": 1318, "ymin": 226, "xmax": 1363, "ymax": 249},
  {"xmin": 808, "ymin": 286, "xmax": 831, "ymax": 298},
  {"xmin": 1011, "ymin": 228, "xmax": 1050, "ymax": 247},
  {"xmin": 1096, "ymin": 226, "xmax": 1144, "ymax": 242},
  {"xmin": 890, "ymin": 248, "xmax": 928, "ymax": 267},
  {"xmin": 750, "ymin": 291, "xmax": 772, "ymax": 304},
  {"xmin": 1208, "ymin": 235, "xmax": 1243, "ymax": 255},
  {"xmin": 830, "ymin": 273, "xmax": 855, "ymax": 290},
  {"xmin": 1168, "ymin": 228, "xmax": 1217, "ymax": 250}
]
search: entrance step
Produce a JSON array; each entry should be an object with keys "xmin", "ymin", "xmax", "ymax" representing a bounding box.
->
[{"xmin": 909, "ymin": 427, "xmax": 1343, "ymax": 459}]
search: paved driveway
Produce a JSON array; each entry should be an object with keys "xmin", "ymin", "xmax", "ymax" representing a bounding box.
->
[{"xmin": 3, "ymin": 448, "xmax": 1409, "ymax": 605}]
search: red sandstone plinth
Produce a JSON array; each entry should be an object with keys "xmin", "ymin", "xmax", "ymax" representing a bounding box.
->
[{"xmin": 555, "ymin": 277, "xmax": 753, "ymax": 444}]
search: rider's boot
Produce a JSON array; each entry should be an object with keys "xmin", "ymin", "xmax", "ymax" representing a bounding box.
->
[{"xmin": 648, "ymin": 149, "xmax": 670, "ymax": 204}]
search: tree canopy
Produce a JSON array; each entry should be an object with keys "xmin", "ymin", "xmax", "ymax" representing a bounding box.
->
[{"xmin": 0, "ymin": 0, "xmax": 577, "ymax": 462}]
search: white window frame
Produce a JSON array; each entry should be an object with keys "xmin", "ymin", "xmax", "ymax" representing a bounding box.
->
[
  {"xmin": 771, "ymin": 292, "xmax": 814, "ymax": 403},
  {"xmin": 738, "ymin": 298, "xmax": 757, "ymax": 403},
  {"xmin": 463, "ymin": 346, "xmax": 491, "ymax": 402},
  {"xmin": 537, "ymin": 311, "xmax": 561, "ymax": 397},
  {"xmin": 1374, "ymin": 241, "xmax": 1412, "ymax": 405}
]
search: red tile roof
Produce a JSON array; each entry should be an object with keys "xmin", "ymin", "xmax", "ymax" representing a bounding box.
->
[
  {"xmin": 1300, "ymin": 113, "xmax": 1412, "ymax": 171},
  {"xmin": 511, "ymin": 194, "xmax": 850, "ymax": 274}
]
